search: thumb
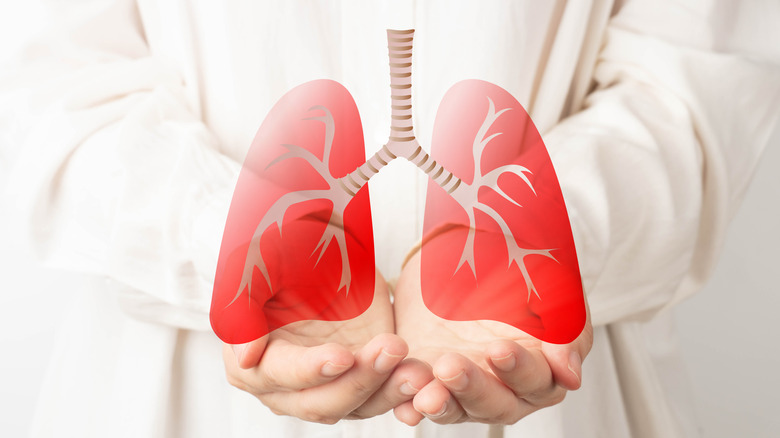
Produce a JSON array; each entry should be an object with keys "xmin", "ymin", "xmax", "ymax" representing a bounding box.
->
[
  {"xmin": 232, "ymin": 335, "xmax": 269, "ymax": 369},
  {"xmin": 541, "ymin": 301, "xmax": 593, "ymax": 390}
]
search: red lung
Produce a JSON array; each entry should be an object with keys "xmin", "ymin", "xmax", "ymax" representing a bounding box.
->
[
  {"xmin": 210, "ymin": 80, "xmax": 375, "ymax": 345},
  {"xmin": 422, "ymin": 80, "xmax": 585, "ymax": 344}
]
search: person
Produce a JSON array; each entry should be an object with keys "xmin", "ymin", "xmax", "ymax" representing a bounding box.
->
[{"xmin": 1, "ymin": 1, "xmax": 778, "ymax": 437}]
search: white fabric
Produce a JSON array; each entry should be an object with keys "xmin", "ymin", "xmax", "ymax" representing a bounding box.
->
[{"xmin": 1, "ymin": 0, "xmax": 778, "ymax": 437}]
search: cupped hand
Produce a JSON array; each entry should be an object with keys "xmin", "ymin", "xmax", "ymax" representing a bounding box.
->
[
  {"xmin": 222, "ymin": 272, "xmax": 434, "ymax": 424},
  {"xmin": 392, "ymin": 251, "xmax": 593, "ymax": 426}
]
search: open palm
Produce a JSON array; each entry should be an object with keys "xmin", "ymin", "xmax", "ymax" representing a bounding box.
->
[
  {"xmin": 392, "ymin": 251, "xmax": 593, "ymax": 425},
  {"xmin": 223, "ymin": 272, "xmax": 433, "ymax": 423}
]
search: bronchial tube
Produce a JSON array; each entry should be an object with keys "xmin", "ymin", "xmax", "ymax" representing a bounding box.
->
[
  {"xmin": 340, "ymin": 29, "xmax": 462, "ymax": 197},
  {"xmin": 387, "ymin": 29, "xmax": 416, "ymax": 145},
  {"xmin": 385, "ymin": 29, "xmax": 462, "ymax": 195}
]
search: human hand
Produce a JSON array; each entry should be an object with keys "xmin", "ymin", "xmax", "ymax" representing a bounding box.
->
[
  {"xmin": 222, "ymin": 272, "xmax": 434, "ymax": 424},
  {"xmin": 392, "ymin": 251, "xmax": 593, "ymax": 426}
]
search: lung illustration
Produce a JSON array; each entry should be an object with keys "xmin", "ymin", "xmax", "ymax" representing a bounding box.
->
[
  {"xmin": 421, "ymin": 80, "xmax": 585, "ymax": 344},
  {"xmin": 210, "ymin": 29, "xmax": 586, "ymax": 345},
  {"xmin": 210, "ymin": 80, "xmax": 375, "ymax": 345}
]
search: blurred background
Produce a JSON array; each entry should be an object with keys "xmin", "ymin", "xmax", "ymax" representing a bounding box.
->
[{"xmin": 1, "ymin": 3, "xmax": 778, "ymax": 437}]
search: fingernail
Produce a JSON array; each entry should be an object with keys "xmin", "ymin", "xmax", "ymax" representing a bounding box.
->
[
  {"xmin": 321, "ymin": 361, "xmax": 350, "ymax": 377},
  {"xmin": 232, "ymin": 344, "xmax": 247, "ymax": 365},
  {"xmin": 399, "ymin": 381, "xmax": 419, "ymax": 396},
  {"xmin": 490, "ymin": 352, "xmax": 516, "ymax": 372},
  {"xmin": 568, "ymin": 351, "xmax": 582, "ymax": 385},
  {"xmin": 438, "ymin": 370, "xmax": 468, "ymax": 391},
  {"xmin": 373, "ymin": 349, "xmax": 404, "ymax": 373},
  {"xmin": 427, "ymin": 402, "xmax": 448, "ymax": 418}
]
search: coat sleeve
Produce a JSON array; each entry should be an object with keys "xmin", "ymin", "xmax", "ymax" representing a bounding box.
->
[
  {"xmin": 544, "ymin": 0, "xmax": 780, "ymax": 326},
  {"xmin": 0, "ymin": 0, "xmax": 240, "ymax": 330}
]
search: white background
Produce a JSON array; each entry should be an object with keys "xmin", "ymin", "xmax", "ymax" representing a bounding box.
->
[
  {"xmin": 1, "ymin": 4, "xmax": 778, "ymax": 437},
  {"xmin": 674, "ymin": 133, "xmax": 780, "ymax": 437}
]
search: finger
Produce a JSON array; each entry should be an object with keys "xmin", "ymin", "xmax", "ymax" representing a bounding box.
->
[
  {"xmin": 541, "ymin": 306, "xmax": 593, "ymax": 391},
  {"xmin": 485, "ymin": 340, "xmax": 564, "ymax": 407},
  {"xmin": 231, "ymin": 335, "xmax": 269, "ymax": 369},
  {"xmin": 541, "ymin": 343, "xmax": 581, "ymax": 391},
  {"xmin": 432, "ymin": 352, "xmax": 534, "ymax": 424},
  {"xmin": 259, "ymin": 333, "xmax": 408, "ymax": 424},
  {"xmin": 393, "ymin": 400, "xmax": 425, "ymax": 426},
  {"xmin": 350, "ymin": 357, "xmax": 434, "ymax": 418},
  {"xmin": 241, "ymin": 339, "xmax": 355, "ymax": 393},
  {"xmin": 412, "ymin": 379, "xmax": 466, "ymax": 424},
  {"xmin": 223, "ymin": 343, "xmax": 252, "ymax": 392}
]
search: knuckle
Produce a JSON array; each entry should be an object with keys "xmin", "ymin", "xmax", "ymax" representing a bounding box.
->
[
  {"xmin": 348, "ymin": 378, "xmax": 374, "ymax": 397},
  {"xmin": 260, "ymin": 366, "xmax": 283, "ymax": 390}
]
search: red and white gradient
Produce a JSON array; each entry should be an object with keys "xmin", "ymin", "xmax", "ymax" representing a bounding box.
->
[
  {"xmin": 422, "ymin": 80, "xmax": 585, "ymax": 344},
  {"xmin": 210, "ymin": 80, "xmax": 375, "ymax": 345},
  {"xmin": 210, "ymin": 29, "xmax": 585, "ymax": 345}
]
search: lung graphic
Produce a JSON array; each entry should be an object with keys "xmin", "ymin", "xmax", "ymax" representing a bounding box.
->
[
  {"xmin": 210, "ymin": 29, "xmax": 585, "ymax": 345},
  {"xmin": 210, "ymin": 80, "xmax": 375, "ymax": 345},
  {"xmin": 421, "ymin": 80, "xmax": 585, "ymax": 344}
]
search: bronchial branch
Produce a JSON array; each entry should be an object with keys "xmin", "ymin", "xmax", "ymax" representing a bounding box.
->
[
  {"xmin": 232, "ymin": 29, "xmax": 554, "ymax": 308},
  {"xmin": 231, "ymin": 106, "xmax": 354, "ymax": 307}
]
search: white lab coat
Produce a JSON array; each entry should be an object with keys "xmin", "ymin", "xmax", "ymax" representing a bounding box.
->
[{"xmin": 2, "ymin": 0, "xmax": 779, "ymax": 437}]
